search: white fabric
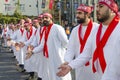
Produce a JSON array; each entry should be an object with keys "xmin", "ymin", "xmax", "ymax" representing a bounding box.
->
[
  {"xmin": 24, "ymin": 26, "xmax": 36, "ymax": 46},
  {"xmin": 33, "ymin": 24, "xmax": 72, "ymax": 80},
  {"xmin": 13, "ymin": 28, "xmax": 26, "ymax": 64},
  {"xmin": 68, "ymin": 21, "xmax": 120, "ymax": 80},
  {"xmin": 64, "ymin": 23, "xmax": 100, "ymax": 80},
  {"xmin": 24, "ymin": 27, "xmax": 44, "ymax": 77},
  {"xmin": 1, "ymin": 27, "xmax": 9, "ymax": 46},
  {"xmin": 24, "ymin": 26, "xmax": 38, "ymax": 71},
  {"xmin": 10, "ymin": 29, "xmax": 18, "ymax": 57}
]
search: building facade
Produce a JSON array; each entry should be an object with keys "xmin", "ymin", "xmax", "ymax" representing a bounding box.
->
[{"xmin": 0, "ymin": 0, "xmax": 42, "ymax": 16}]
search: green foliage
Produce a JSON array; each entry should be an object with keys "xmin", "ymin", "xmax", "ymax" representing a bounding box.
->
[
  {"xmin": 0, "ymin": 0, "xmax": 36, "ymax": 24},
  {"xmin": 0, "ymin": 13, "xmax": 36, "ymax": 24},
  {"xmin": 13, "ymin": 9, "xmax": 22, "ymax": 18},
  {"xmin": 0, "ymin": 13, "xmax": 2, "ymax": 18}
]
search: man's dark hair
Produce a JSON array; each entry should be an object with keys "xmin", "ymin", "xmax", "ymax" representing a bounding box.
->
[{"xmin": 114, "ymin": 0, "xmax": 120, "ymax": 11}]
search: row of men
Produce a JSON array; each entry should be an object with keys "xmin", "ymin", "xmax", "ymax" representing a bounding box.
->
[
  {"xmin": 1, "ymin": 12, "xmax": 71, "ymax": 80},
  {"xmin": 1, "ymin": 0, "xmax": 120, "ymax": 80}
]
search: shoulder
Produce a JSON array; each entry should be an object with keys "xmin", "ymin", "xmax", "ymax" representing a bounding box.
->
[
  {"xmin": 71, "ymin": 24, "xmax": 80, "ymax": 32},
  {"xmin": 53, "ymin": 24, "xmax": 63, "ymax": 28},
  {"xmin": 52, "ymin": 24, "xmax": 64, "ymax": 30}
]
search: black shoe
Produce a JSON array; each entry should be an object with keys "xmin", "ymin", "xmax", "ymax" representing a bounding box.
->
[
  {"xmin": 8, "ymin": 49, "xmax": 13, "ymax": 52},
  {"xmin": 26, "ymin": 76, "xmax": 34, "ymax": 80},
  {"xmin": 37, "ymin": 77, "xmax": 42, "ymax": 80},
  {"xmin": 12, "ymin": 56, "xmax": 16, "ymax": 58}
]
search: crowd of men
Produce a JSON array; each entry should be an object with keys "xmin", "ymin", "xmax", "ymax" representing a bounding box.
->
[{"xmin": 0, "ymin": 0, "xmax": 120, "ymax": 80}]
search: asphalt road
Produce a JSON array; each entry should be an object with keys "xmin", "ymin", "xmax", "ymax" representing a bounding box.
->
[
  {"xmin": 0, "ymin": 46, "xmax": 28, "ymax": 80},
  {"xmin": 0, "ymin": 44, "xmax": 75, "ymax": 80}
]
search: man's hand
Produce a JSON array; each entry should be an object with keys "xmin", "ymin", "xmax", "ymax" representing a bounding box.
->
[
  {"xmin": 15, "ymin": 43, "xmax": 19, "ymax": 47},
  {"xmin": 56, "ymin": 63, "xmax": 72, "ymax": 77},
  {"xmin": 28, "ymin": 45, "xmax": 34, "ymax": 51},
  {"xmin": 7, "ymin": 37, "xmax": 11, "ymax": 41},
  {"xmin": 7, "ymin": 41, "xmax": 12, "ymax": 46},
  {"xmin": 19, "ymin": 42, "xmax": 25, "ymax": 47},
  {"xmin": 15, "ymin": 43, "xmax": 21, "ymax": 51},
  {"xmin": 25, "ymin": 51, "xmax": 33, "ymax": 60},
  {"xmin": 63, "ymin": 62, "xmax": 69, "ymax": 65}
]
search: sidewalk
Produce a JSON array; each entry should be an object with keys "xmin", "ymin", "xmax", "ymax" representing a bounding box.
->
[{"xmin": 0, "ymin": 46, "xmax": 28, "ymax": 80}]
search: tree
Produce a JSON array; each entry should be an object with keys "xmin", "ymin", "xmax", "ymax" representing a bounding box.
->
[{"xmin": 14, "ymin": 0, "xmax": 21, "ymax": 17}]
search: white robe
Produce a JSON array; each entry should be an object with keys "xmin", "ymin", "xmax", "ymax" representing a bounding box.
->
[
  {"xmin": 68, "ymin": 21, "xmax": 120, "ymax": 80},
  {"xmin": 24, "ymin": 26, "xmax": 37, "ymax": 71},
  {"xmin": 13, "ymin": 28, "xmax": 27, "ymax": 64},
  {"xmin": 64, "ymin": 23, "xmax": 100, "ymax": 80},
  {"xmin": 9, "ymin": 29, "xmax": 18, "ymax": 57},
  {"xmin": 1, "ymin": 27, "xmax": 9, "ymax": 46},
  {"xmin": 33, "ymin": 24, "xmax": 72, "ymax": 80},
  {"xmin": 24, "ymin": 27, "xmax": 44, "ymax": 75}
]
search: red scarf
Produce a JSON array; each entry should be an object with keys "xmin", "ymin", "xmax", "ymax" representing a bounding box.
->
[
  {"xmin": 20, "ymin": 28, "xmax": 24, "ymax": 36},
  {"xmin": 4, "ymin": 28, "xmax": 7, "ymax": 33},
  {"xmin": 92, "ymin": 16, "xmax": 119, "ymax": 73},
  {"xmin": 39, "ymin": 27, "xmax": 46, "ymax": 43},
  {"xmin": 26, "ymin": 26, "xmax": 33, "ymax": 40},
  {"xmin": 4, "ymin": 28, "xmax": 7, "ymax": 32},
  {"xmin": 4, "ymin": 28, "xmax": 7, "ymax": 36},
  {"xmin": 78, "ymin": 20, "xmax": 93, "ymax": 66},
  {"xmin": 43, "ymin": 24, "xmax": 53, "ymax": 58},
  {"xmin": 34, "ymin": 29, "xmax": 37, "ymax": 35}
]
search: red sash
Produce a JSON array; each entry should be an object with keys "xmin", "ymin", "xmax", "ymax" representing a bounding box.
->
[
  {"xmin": 4, "ymin": 28, "xmax": 7, "ymax": 32},
  {"xmin": 92, "ymin": 16, "xmax": 119, "ymax": 73},
  {"xmin": 39, "ymin": 27, "xmax": 46, "ymax": 43},
  {"xmin": 78, "ymin": 20, "xmax": 93, "ymax": 66},
  {"xmin": 20, "ymin": 28, "xmax": 24, "ymax": 36},
  {"xmin": 34, "ymin": 30, "xmax": 37, "ymax": 35},
  {"xmin": 43, "ymin": 24, "xmax": 53, "ymax": 58},
  {"xmin": 26, "ymin": 26, "xmax": 33, "ymax": 40},
  {"xmin": 4, "ymin": 28, "xmax": 7, "ymax": 36}
]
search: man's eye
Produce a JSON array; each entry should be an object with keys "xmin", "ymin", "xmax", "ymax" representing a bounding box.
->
[
  {"xmin": 100, "ymin": 5, "xmax": 103, "ymax": 8},
  {"xmin": 76, "ymin": 12, "xmax": 81, "ymax": 14}
]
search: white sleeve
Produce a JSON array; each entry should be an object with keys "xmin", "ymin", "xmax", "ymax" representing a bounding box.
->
[
  {"xmin": 64, "ymin": 28, "xmax": 77, "ymax": 62},
  {"xmin": 68, "ymin": 33, "xmax": 93, "ymax": 69},
  {"xmin": 11, "ymin": 31, "xmax": 17, "ymax": 40},
  {"xmin": 32, "ymin": 35, "xmax": 44, "ymax": 53},
  {"xmin": 31, "ymin": 35, "xmax": 37, "ymax": 47},
  {"xmin": 57, "ymin": 25, "xmax": 68, "ymax": 47}
]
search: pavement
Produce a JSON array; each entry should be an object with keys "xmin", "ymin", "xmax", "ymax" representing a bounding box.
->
[
  {"xmin": 0, "ymin": 39, "xmax": 75, "ymax": 80},
  {"xmin": 0, "ymin": 46, "xmax": 28, "ymax": 80}
]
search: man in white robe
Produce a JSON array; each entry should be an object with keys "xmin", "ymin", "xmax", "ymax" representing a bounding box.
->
[
  {"xmin": 1, "ymin": 24, "xmax": 9, "ymax": 47},
  {"xmin": 8, "ymin": 24, "xmax": 19, "ymax": 58},
  {"xmin": 28, "ymin": 13, "xmax": 72, "ymax": 80},
  {"xmin": 19, "ymin": 20, "xmax": 36, "ymax": 79},
  {"xmin": 11, "ymin": 20, "xmax": 26, "ymax": 71},
  {"xmin": 57, "ymin": 0, "xmax": 120, "ymax": 80},
  {"xmin": 25, "ymin": 18, "xmax": 44, "ymax": 80},
  {"xmin": 63, "ymin": 4, "xmax": 100, "ymax": 80}
]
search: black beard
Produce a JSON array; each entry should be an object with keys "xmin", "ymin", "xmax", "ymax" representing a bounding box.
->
[
  {"xmin": 97, "ymin": 9, "xmax": 110, "ymax": 23},
  {"xmin": 43, "ymin": 21, "xmax": 49, "ymax": 26},
  {"xmin": 97, "ymin": 14, "xmax": 110, "ymax": 22},
  {"xmin": 39, "ymin": 23, "xmax": 44, "ymax": 27},
  {"xmin": 33, "ymin": 25, "xmax": 37, "ymax": 28},
  {"xmin": 77, "ymin": 18, "xmax": 85, "ymax": 24}
]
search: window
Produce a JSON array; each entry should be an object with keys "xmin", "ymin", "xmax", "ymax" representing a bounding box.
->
[
  {"xmin": 5, "ymin": 4, "xmax": 12, "ymax": 11},
  {"xmin": 20, "ymin": 4, "xmax": 25, "ymax": 12},
  {"xmin": 41, "ymin": 0, "xmax": 46, "ymax": 8}
]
